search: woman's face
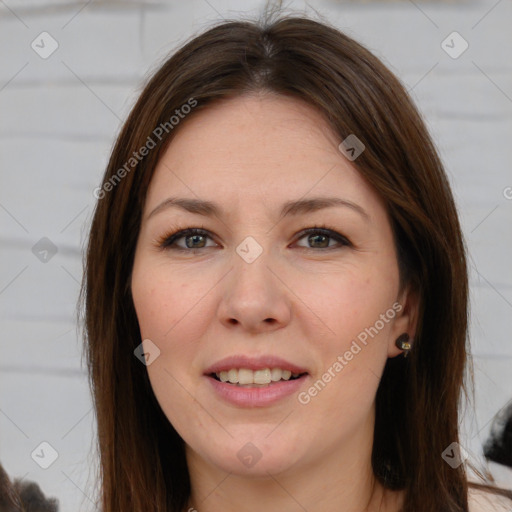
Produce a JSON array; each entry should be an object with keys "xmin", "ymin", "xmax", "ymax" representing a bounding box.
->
[{"xmin": 131, "ymin": 93, "xmax": 416, "ymax": 478}]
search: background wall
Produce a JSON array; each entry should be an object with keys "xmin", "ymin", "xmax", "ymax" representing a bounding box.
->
[{"xmin": 0, "ymin": 0, "xmax": 511, "ymax": 510}]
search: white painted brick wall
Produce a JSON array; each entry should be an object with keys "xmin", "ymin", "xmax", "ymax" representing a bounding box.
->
[{"xmin": 1, "ymin": 1, "xmax": 511, "ymax": 510}]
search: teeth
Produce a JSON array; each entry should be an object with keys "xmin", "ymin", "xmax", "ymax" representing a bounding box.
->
[
  {"xmin": 215, "ymin": 368, "xmax": 302, "ymax": 385},
  {"xmin": 254, "ymin": 368, "xmax": 271, "ymax": 384},
  {"xmin": 271, "ymin": 368, "xmax": 282, "ymax": 382},
  {"xmin": 238, "ymin": 368, "xmax": 253, "ymax": 385}
]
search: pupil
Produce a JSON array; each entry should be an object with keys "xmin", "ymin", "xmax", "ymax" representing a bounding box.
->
[
  {"xmin": 186, "ymin": 234, "xmax": 205, "ymax": 248},
  {"xmin": 310, "ymin": 234, "xmax": 328, "ymax": 248}
]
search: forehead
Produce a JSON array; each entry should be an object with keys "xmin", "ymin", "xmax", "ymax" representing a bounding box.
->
[
  {"xmin": 144, "ymin": 94, "xmax": 384, "ymax": 220},
  {"xmin": 160, "ymin": 93, "xmax": 340, "ymax": 168}
]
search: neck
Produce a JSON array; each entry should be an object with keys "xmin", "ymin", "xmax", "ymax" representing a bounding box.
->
[{"xmin": 187, "ymin": 465, "xmax": 380, "ymax": 512}]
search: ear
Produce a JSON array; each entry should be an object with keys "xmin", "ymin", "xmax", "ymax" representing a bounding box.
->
[{"xmin": 387, "ymin": 283, "xmax": 420, "ymax": 358}]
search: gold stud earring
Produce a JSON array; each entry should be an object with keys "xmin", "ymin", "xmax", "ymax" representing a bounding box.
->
[{"xmin": 395, "ymin": 333, "xmax": 412, "ymax": 358}]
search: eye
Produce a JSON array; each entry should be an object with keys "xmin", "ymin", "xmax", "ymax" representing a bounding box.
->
[
  {"xmin": 156, "ymin": 225, "xmax": 351, "ymax": 252},
  {"xmin": 157, "ymin": 228, "xmax": 216, "ymax": 251},
  {"xmin": 294, "ymin": 226, "xmax": 351, "ymax": 250}
]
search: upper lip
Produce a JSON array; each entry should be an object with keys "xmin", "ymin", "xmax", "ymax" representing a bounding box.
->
[{"xmin": 204, "ymin": 355, "xmax": 309, "ymax": 375}]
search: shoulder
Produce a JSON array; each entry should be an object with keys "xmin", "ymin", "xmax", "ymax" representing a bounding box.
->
[{"xmin": 468, "ymin": 486, "xmax": 512, "ymax": 512}]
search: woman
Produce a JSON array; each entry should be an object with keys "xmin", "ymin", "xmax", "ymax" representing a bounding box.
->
[{"xmin": 81, "ymin": 11, "xmax": 512, "ymax": 512}]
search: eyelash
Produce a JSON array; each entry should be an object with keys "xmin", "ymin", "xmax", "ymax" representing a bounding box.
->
[{"xmin": 155, "ymin": 224, "xmax": 352, "ymax": 253}]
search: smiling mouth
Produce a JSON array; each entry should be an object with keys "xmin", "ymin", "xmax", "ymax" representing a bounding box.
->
[{"xmin": 209, "ymin": 368, "xmax": 308, "ymax": 387}]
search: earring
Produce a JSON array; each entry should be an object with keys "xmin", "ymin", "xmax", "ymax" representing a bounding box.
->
[{"xmin": 395, "ymin": 333, "xmax": 412, "ymax": 358}]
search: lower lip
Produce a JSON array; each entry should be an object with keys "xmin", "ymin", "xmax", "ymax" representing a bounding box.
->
[{"xmin": 206, "ymin": 375, "xmax": 308, "ymax": 407}]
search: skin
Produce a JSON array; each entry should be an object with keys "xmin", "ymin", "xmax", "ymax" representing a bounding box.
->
[{"xmin": 131, "ymin": 93, "xmax": 419, "ymax": 512}]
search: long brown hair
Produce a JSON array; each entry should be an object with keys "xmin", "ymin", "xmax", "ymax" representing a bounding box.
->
[{"xmin": 80, "ymin": 10, "xmax": 512, "ymax": 512}]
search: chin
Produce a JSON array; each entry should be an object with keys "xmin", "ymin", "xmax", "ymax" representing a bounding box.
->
[{"xmin": 189, "ymin": 436, "xmax": 304, "ymax": 477}]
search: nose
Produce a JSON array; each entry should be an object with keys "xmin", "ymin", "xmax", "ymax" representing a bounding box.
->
[{"xmin": 217, "ymin": 251, "xmax": 292, "ymax": 334}]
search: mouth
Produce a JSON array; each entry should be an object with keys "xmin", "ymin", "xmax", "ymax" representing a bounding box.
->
[
  {"xmin": 204, "ymin": 355, "xmax": 309, "ymax": 386},
  {"xmin": 203, "ymin": 355, "xmax": 310, "ymax": 403},
  {"xmin": 208, "ymin": 368, "xmax": 308, "ymax": 387}
]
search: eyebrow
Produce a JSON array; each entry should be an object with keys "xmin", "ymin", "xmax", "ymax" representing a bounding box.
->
[{"xmin": 146, "ymin": 196, "xmax": 370, "ymax": 222}]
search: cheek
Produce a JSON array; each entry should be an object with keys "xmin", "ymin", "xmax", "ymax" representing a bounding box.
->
[
  {"xmin": 131, "ymin": 261, "xmax": 213, "ymax": 388},
  {"xmin": 310, "ymin": 266, "xmax": 397, "ymax": 336},
  {"xmin": 304, "ymin": 265, "xmax": 398, "ymax": 397},
  {"xmin": 132, "ymin": 262, "xmax": 194, "ymax": 340},
  {"xmin": 295, "ymin": 277, "xmax": 395, "ymax": 434},
  {"xmin": 131, "ymin": 265, "xmax": 204, "ymax": 433}
]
